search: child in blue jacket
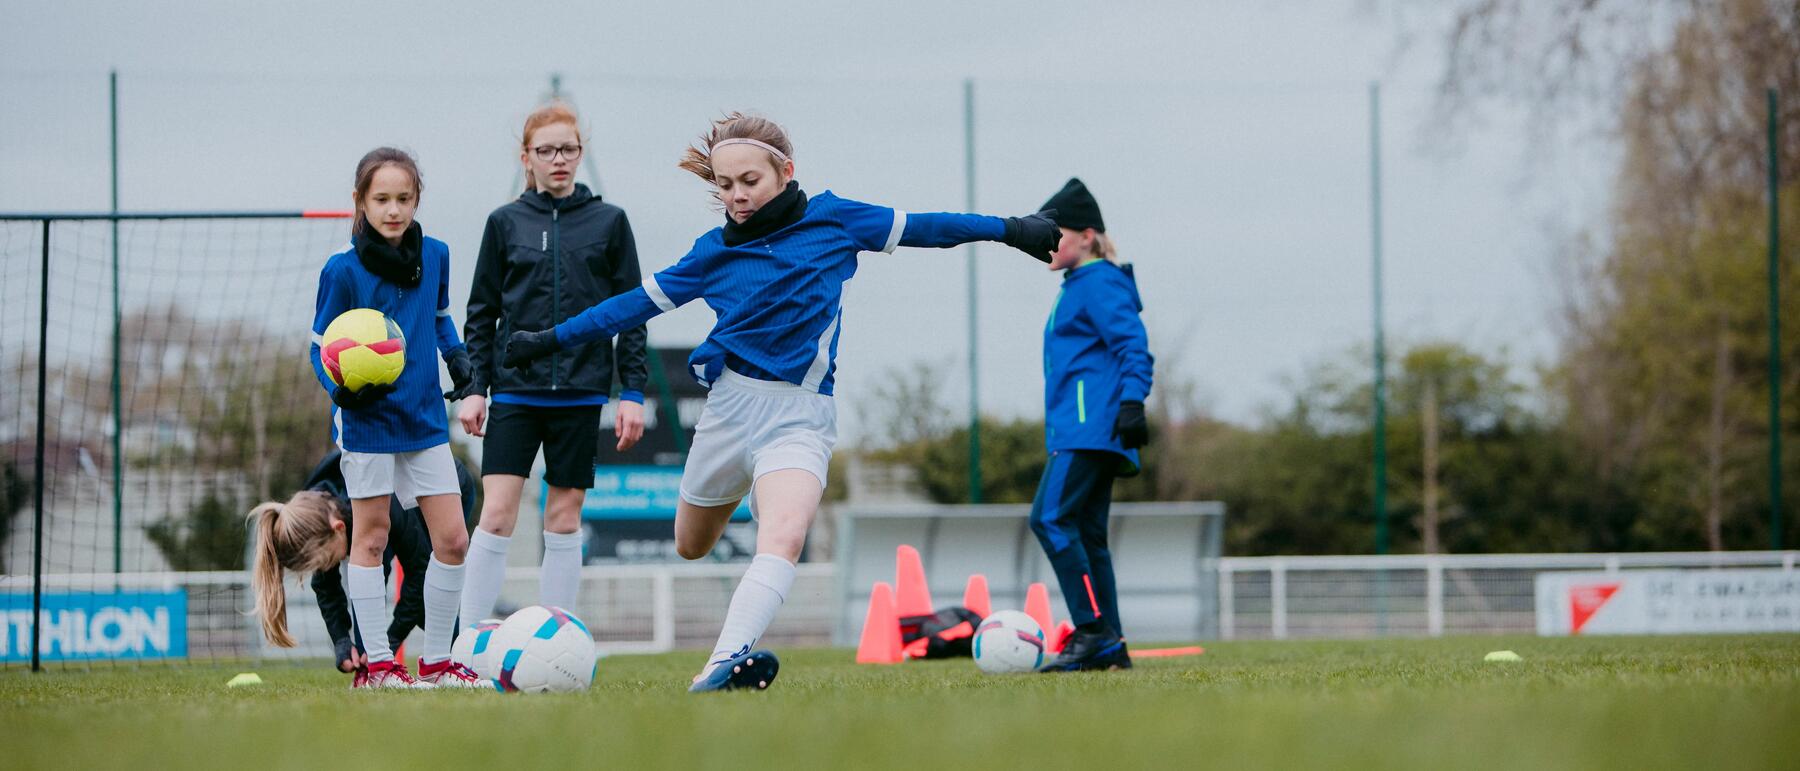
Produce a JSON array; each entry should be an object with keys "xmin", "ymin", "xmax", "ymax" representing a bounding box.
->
[{"xmin": 1029, "ymin": 178, "xmax": 1153, "ymax": 672}]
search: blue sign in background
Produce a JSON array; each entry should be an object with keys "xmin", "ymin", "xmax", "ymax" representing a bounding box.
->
[
  {"xmin": 1, "ymin": 590, "xmax": 189, "ymax": 662},
  {"xmin": 556, "ymin": 465, "xmax": 751, "ymax": 521}
]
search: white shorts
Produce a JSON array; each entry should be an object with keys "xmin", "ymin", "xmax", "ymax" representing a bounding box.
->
[
  {"xmin": 679, "ymin": 368, "xmax": 837, "ymax": 516},
  {"xmin": 338, "ymin": 443, "xmax": 460, "ymax": 510}
]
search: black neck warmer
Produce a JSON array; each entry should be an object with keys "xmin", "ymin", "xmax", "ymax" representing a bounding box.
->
[
  {"xmin": 353, "ymin": 220, "xmax": 424, "ymax": 287},
  {"xmin": 721, "ymin": 181, "xmax": 808, "ymax": 246}
]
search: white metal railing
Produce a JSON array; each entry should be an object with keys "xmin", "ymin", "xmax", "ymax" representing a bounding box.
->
[
  {"xmin": 1, "ymin": 562, "xmax": 838, "ymax": 663},
  {"xmin": 9, "ymin": 549, "xmax": 1799, "ymax": 665},
  {"xmin": 1216, "ymin": 551, "xmax": 1800, "ymax": 640}
]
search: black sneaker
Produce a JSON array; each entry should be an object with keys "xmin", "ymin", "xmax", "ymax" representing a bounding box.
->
[{"xmin": 1037, "ymin": 626, "xmax": 1131, "ymax": 673}]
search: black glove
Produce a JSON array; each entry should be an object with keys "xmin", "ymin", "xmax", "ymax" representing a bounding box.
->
[
  {"xmin": 443, "ymin": 349, "xmax": 479, "ymax": 400},
  {"xmin": 330, "ymin": 383, "xmax": 395, "ymax": 411},
  {"xmin": 1113, "ymin": 400, "xmax": 1149, "ymax": 449},
  {"xmin": 333, "ymin": 637, "xmax": 357, "ymax": 673},
  {"xmin": 1001, "ymin": 208, "xmax": 1062, "ymax": 263},
  {"xmin": 503, "ymin": 329, "xmax": 561, "ymax": 369}
]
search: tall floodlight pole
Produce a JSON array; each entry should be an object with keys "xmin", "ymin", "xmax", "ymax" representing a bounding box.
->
[
  {"xmin": 964, "ymin": 78, "xmax": 982, "ymax": 503},
  {"xmin": 1370, "ymin": 82, "xmax": 1389, "ymax": 555},
  {"xmin": 1769, "ymin": 87, "xmax": 1784, "ymax": 550},
  {"xmin": 110, "ymin": 70, "xmax": 123, "ymax": 574}
]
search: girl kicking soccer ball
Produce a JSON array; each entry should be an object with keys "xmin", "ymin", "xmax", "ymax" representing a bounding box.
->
[
  {"xmin": 309, "ymin": 147, "xmax": 481, "ymax": 688},
  {"xmin": 504, "ymin": 112, "xmax": 1062, "ymax": 692},
  {"xmin": 249, "ymin": 450, "xmax": 475, "ymax": 684}
]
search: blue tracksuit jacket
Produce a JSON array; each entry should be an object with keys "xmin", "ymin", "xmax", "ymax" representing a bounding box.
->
[{"xmin": 1043, "ymin": 260, "xmax": 1153, "ymax": 474}]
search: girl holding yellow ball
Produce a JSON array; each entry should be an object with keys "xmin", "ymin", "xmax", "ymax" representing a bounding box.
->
[{"xmin": 307, "ymin": 147, "xmax": 480, "ymax": 688}]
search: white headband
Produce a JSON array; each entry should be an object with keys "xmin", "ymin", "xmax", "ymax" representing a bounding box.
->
[{"xmin": 711, "ymin": 137, "xmax": 790, "ymax": 164}]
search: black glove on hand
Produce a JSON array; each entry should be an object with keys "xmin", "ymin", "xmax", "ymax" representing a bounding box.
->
[
  {"xmin": 333, "ymin": 637, "xmax": 356, "ymax": 673},
  {"xmin": 1113, "ymin": 400, "xmax": 1149, "ymax": 449},
  {"xmin": 503, "ymin": 329, "xmax": 560, "ymax": 369},
  {"xmin": 443, "ymin": 349, "xmax": 479, "ymax": 401},
  {"xmin": 331, "ymin": 383, "xmax": 395, "ymax": 411},
  {"xmin": 1001, "ymin": 208, "xmax": 1062, "ymax": 263}
]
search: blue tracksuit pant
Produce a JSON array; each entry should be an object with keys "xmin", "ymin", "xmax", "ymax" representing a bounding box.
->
[{"xmin": 1028, "ymin": 450, "xmax": 1122, "ymax": 636}]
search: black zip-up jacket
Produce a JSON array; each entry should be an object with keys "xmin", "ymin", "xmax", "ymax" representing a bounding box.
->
[
  {"xmin": 305, "ymin": 450, "xmax": 475, "ymax": 652},
  {"xmin": 464, "ymin": 184, "xmax": 648, "ymax": 398}
]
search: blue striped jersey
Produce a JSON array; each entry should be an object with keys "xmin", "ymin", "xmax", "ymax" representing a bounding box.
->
[
  {"xmin": 554, "ymin": 191, "xmax": 1006, "ymax": 395},
  {"xmin": 310, "ymin": 235, "xmax": 465, "ymax": 453}
]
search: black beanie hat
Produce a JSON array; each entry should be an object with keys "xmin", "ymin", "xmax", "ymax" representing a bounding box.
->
[{"xmin": 1040, "ymin": 177, "xmax": 1104, "ymax": 233}]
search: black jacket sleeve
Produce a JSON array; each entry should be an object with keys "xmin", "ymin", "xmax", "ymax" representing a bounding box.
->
[
  {"xmin": 463, "ymin": 214, "xmax": 508, "ymax": 395},
  {"xmin": 312, "ymin": 564, "xmax": 351, "ymax": 647},
  {"xmin": 456, "ymin": 457, "xmax": 477, "ymax": 527},
  {"xmin": 387, "ymin": 497, "xmax": 428, "ymax": 646},
  {"xmin": 608, "ymin": 211, "xmax": 649, "ymax": 395}
]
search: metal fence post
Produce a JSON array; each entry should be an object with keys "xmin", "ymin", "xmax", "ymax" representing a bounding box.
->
[
  {"xmin": 1218, "ymin": 562, "xmax": 1235, "ymax": 641},
  {"xmin": 652, "ymin": 567, "xmax": 676, "ymax": 653},
  {"xmin": 1426, "ymin": 558, "xmax": 1444, "ymax": 637},
  {"xmin": 1271, "ymin": 560, "xmax": 1288, "ymax": 640}
]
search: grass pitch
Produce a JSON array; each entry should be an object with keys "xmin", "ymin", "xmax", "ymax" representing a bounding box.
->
[{"xmin": 5, "ymin": 635, "xmax": 1796, "ymax": 770}]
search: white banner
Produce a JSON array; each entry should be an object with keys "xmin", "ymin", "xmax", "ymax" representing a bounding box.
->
[{"xmin": 1535, "ymin": 569, "xmax": 1800, "ymax": 636}]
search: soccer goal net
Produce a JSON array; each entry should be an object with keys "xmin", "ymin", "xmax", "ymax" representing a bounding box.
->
[{"xmin": 1, "ymin": 212, "xmax": 353, "ymax": 669}]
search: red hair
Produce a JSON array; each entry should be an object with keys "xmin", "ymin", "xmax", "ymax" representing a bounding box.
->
[{"xmin": 522, "ymin": 101, "xmax": 584, "ymax": 192}]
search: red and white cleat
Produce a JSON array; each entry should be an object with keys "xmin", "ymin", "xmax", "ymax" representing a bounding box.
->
[
  {"xmin": 356, "ymin": 659, "xmax": 434, "ymax": 689},
  {"xmin": 417, "ymin": 658, "xmax": 485, "ymax": 688}
]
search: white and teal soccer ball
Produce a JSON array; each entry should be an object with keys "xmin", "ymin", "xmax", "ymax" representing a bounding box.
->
[
  {"xmin": 487, "ymin": 605, "xmax": 598, "ymax": 693},
  {"xmin": 450, "ymin": 618, "xmax": 503, "ymax": 679},
  {"xmin": 973, "ymin": 610, "xmax": 1046, "ymax": 674}
]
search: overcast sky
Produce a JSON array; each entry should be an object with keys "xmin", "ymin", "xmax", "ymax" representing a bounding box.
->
[{"xmin": 1, "ymin": 1, "xmax": 1617, "ymax": 444}]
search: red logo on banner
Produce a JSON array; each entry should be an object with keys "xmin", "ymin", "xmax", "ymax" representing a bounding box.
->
[{"xmin": 1569, "ymin": 583, "xmax": 1622, "ymax": 634}]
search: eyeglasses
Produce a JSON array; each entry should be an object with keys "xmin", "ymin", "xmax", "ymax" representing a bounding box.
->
[{"xmin": 531, "ymin": 144, "xmax": 583, "ymax": 161}]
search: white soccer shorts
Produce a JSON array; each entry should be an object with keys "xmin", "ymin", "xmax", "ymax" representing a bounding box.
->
[
  {"xmin": 679, "ymin": 368, "xmax": 837, "ymax": 517},
  {"xmin": 338, "ymin": 443, "xmax": 460, "ymax": 510}
]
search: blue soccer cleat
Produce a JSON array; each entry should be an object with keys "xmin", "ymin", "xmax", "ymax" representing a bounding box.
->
[{"xmin": 688, "ymin": 648, "xmax": 780, "ymax": 693}]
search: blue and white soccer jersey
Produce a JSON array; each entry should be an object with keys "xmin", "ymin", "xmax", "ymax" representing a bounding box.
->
[
  {"xmin": 679, "ymin": 368, "xmax": 839, "ymax": 513},
  {"xmin": 551, "ymin": 190, "xmax": 1006, "ymax": 502}
]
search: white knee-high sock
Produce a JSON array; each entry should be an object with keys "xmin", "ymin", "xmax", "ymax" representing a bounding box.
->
[
  {"xmin": 422, "ymin": 556, "xmax": 465, "ymax": 664},
  {"xmin": 540, "ymin": 530, "xmax": 584, "ymax": 611},
  {"xmin": 706, "ymin": 553, "xmax": 796, "ymax": 667},
  {"xmin": 458, "ymin": 529, "xmax": 510, "ymax": 625},
  {"xmin": 346, "ymin": 563, "xmax": 393, "ymax": 664}
]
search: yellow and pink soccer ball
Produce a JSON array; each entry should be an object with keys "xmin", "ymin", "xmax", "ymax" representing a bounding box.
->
[{"xmin": 321, "ymin": 308, "xmax": 405, "ymax": 392}]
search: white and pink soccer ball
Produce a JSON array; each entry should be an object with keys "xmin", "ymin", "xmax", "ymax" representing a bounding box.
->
[
  {"xmin": 973, "ymin": 610, "xmax": 1046, "ymax": 674},
  {"xmin": 485, "ymin": 605, "xmax": 598, "ymax": 693}
]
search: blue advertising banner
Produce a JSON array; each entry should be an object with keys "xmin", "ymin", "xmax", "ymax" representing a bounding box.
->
[
  {"xmin": 1, "ymin": 591, "xmax": 189, "ymax": 662},
  {"xmin": 567, "ymin": 465, "xmax": 751, "ymax": 521}
]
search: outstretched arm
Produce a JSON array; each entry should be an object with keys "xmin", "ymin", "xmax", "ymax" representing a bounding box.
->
[
  {"xmin": 505, "ymin": 247, "xmax": 708, "ymax": 368},
  {"xmin": 838, "ymin": 197, "xmax": 1061, "ymax": 261}
]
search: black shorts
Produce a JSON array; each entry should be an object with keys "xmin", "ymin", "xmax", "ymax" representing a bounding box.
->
[{"xmin": 482, "ymin": 402, "xmax": 602, "ymax": 489}]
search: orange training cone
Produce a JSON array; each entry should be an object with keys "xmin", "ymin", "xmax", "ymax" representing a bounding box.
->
[
  {"xmin": 1024, "ymin": 582, "xmax": 1054, "ymax": 636},
  {"xmin": 1048, "ymin": 619, "xmax": 1075, "ymax": 653},
  {"xmin": 894, "ymin": 544, "xmax": 935, "ymax": 618},
  {"xmin": 962, "ymin": 574, "xmax": 992, "ymax": 619},
  {"xmin": 856, "ymin": 582, "xmax": 903, "ymax": 664}
]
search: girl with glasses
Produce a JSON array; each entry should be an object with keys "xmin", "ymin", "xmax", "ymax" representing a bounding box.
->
[{"xmin": 451, "ymin": 102, "xmax": 650, "ymax": 631}]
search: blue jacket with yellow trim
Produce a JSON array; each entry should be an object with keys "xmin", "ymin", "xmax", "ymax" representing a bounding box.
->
[{"xmin": 1043, "ymin": 261, "xmax": 1153, "ymax": 474}]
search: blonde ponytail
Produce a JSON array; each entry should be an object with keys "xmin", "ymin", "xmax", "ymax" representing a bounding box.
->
[
  {"xmin": 1091, "ymin": 232, "xmax": 1120, "ymax": 264},
  {"xmin": 246, "ymin": 492, "xmax": 343, "ymax": 648}
]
